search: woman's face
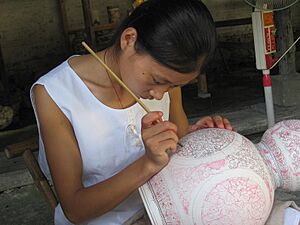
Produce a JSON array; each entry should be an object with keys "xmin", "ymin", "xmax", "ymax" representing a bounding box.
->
[{"xmin": 118, "ymin": 52, "xmax": 199, "ymax": 100}]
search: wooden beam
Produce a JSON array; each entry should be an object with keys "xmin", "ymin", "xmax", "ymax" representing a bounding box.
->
[
  {"xmin": 4, "ymin": 136, "xmax": 38, "ymax": 159},
  {"xmin": 93, "ymin": 23, "xmax": 117, "ymax": 32},
  {"xmin": 215, "ymin": 18, "xmax": 252, "ymax": 28}
]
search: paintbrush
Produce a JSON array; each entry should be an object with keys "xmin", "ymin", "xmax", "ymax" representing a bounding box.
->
[{"xmin": 81, "ymin": 41, "xmax": 183, "ymax": 148}]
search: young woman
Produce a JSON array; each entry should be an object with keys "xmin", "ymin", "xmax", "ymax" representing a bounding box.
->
[{"xmin": 31, "ymin": 0, "xmax": 232, "ymax": 224}]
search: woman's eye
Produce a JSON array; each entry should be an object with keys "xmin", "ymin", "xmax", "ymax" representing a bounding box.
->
[{"xmin": 152, "ymin": 78, "xmax": 161, "ymax": 85}]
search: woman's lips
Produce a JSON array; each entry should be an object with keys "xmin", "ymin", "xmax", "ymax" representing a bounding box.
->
[{"xmin": 140, "ymin": 93, "xmax": 153, "ymax": 100}]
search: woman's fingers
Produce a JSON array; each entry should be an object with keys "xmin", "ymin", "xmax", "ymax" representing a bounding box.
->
[
  {"xmin": 142, "ymin": 121, "xmax": 178, "ymax": 140},
  {"xmin": 141, "ymin": 112, "xmax": 180, "ymax": 169},
  {"xmin": 196, "ymin": 116, "xmax": 214, "ymax": 128},
  {"xmin": 223, "ymin": 118, "xmax": 233, "ymax": 130},
  {"xmin": 151, "ymin": 129, "xmax": 179, "ymax": 144},
  {"xmin": 213, "ymin": 115, "xmax": 225, "ymax": 129},
  {"xmin": 141, "ymin": 111, "xmax": 163, "ymax": 129},
  {"xmin": 188, "ymin": 115, "xmax": 235, "ymax": 133},
  {"xmin": 159, "ymin": 140, "xmax": 177, "ymax": 154},
  {"xmin": 144, "ymin": 138, "xmax": 177, "ymax": 159},
  {"xmin": 144, "ymin": 130, "xmax": 179, "ymax": 151}
]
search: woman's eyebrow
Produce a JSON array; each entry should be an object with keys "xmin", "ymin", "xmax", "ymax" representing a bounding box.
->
[
  {"xmin": 153, "ymin": 74, "xmax": 185, "ymax": 87},
  {"xmin": 153, "ymin": 74, "xmax": 172, "ymax": 84}
]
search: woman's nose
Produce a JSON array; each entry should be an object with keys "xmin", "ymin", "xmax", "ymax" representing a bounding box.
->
[{"xmin": 149, "ymin": 87, "xmax": 168, "ymax": 100}]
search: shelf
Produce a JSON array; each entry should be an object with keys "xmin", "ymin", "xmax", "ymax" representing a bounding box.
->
[{"xmin": 93, "ymin": 23, "xmax": 117, "ymax": 32}]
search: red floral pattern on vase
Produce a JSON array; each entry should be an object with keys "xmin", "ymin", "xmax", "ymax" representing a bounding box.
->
[
  {"xmin": 141, "ymin": 120, "xmax": 300, "ymax": 225},
  {"xmin": 199, "ymin": 176, "xmax": 267, "ymax": 225},
  {"xmin": 256, "ymin": 119, "xmax": 300, "ymax": 191},
  {"xmin": 147, "ymin": 128, "xmax": 273, "ymax": 225}
]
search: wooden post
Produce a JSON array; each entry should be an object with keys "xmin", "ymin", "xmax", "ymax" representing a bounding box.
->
[
  {"xmin": 271, "ymin": 9, "xmax": 300, "ymax": 106},
  {"xmin": 57, "ymin": 0, "xmax": 71, "ymax": 54},
  {"xmin": 274, "ymin": 9, "xmax": 296, "ymax": 75},
  {"xmin": 82, "ymin": 0, "xmax": 96, "ymax": 49},
  {"xmin": 197, "ymin": 72, "xmax": 211, "ymax": 98},
  {"xmin": 0, "ymin": 39, "xmax": 9, "ymax": 99}
]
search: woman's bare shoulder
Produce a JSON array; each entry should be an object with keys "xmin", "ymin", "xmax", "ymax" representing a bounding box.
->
[{"xmin": 33, "ymin": 84, "xmax": 72, "ymax": 132}]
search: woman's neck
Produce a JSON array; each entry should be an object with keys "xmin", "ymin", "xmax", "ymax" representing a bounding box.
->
[
  {"xmin": 102, "ymin": 48, "xmax": 122, "ymax": 85},
  {"xmin": 102, "ymin": 48, "xmax": 136, "ymax": 108}
]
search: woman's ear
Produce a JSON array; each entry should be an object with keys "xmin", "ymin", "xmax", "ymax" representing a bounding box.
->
[{"xmin": 120, "ymin": 27, "xmax": 138, "ymax": 50}]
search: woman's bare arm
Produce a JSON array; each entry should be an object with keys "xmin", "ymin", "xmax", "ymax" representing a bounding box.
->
[
  {"xmin": 34, "ymin": 85, "xmax": 155, "ymax": 224},
  {"xmin": 168, "ymin": 87, "xmax": 189, "ymax": 138}
]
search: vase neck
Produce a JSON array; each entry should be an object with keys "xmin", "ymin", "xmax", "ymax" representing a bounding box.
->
[{"xmin": 255, "ymin": 142, "xmax": 282, "ymax": 189}]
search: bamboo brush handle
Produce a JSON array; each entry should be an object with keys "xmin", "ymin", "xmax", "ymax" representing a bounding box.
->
[{"xmin": 82, "ymin": 42, "xmax": 151, "ymax": 113}]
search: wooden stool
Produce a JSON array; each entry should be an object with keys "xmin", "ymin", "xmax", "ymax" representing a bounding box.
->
[{"xmin": 4, "ymin": 136, "xmax": 58, "ymax": 212}]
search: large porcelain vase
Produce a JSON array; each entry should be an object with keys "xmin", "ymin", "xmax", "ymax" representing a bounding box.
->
[{"xmin": 139, "ymin": 120, "xmax": 300, "ymax": 225}]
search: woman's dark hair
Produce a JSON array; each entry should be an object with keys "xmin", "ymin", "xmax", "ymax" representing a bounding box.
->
[{"xmin": 110, "ymin": 0, "xmax": 216, "ymax": 73}]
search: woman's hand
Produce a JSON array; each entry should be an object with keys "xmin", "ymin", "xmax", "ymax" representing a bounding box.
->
[
  {"xmin": 141, "ymin": 111, "xmax": 179, "ymax": 173},
  {"xmin": 188, "ymin": 115, "xmax": 233, "ymax": 133}
]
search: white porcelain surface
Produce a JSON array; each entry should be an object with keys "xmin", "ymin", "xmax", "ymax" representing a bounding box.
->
[
  {"xmin": 140, "ymin": 120, "xmax": 300, "ymax": 225},
  {"xmin": 256, "ymin": 120, "xmax": 300, "ymax": 191},
  {"xmin": 142, "ymin": 128, "xmax": 274, "ymax": 225}
]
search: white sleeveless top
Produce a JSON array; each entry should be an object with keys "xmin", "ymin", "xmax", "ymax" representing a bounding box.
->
[{"xmin": 30, "ymin": 57, "xmax": 170, "ymax": 225}]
